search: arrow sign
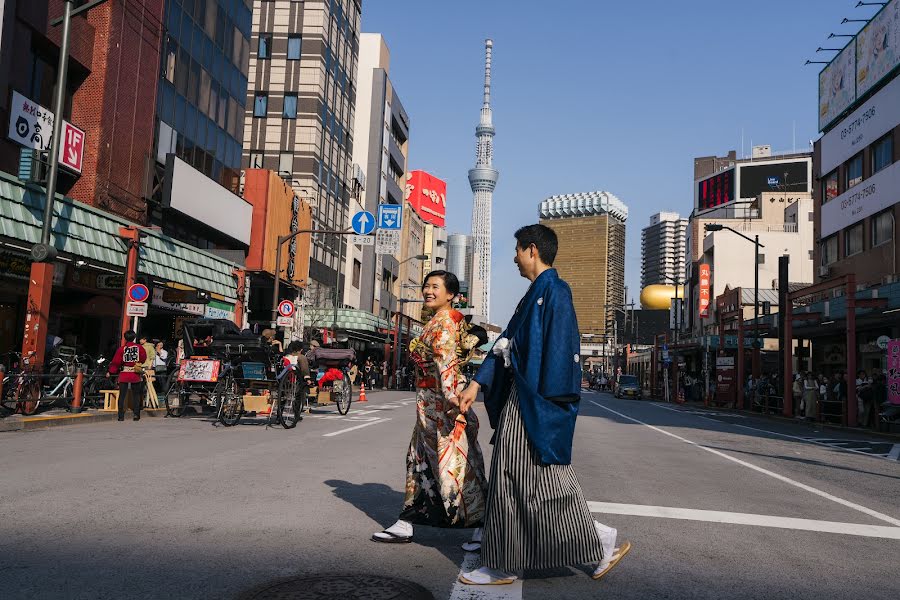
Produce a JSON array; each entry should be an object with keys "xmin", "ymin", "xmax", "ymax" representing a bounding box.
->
[
  {"xmin": 278, "ymin": 300, "xmax": 295, "ymax": 318},
  {"xmin": 351, "ymin": 210, "xmax": 376, "ymax": 235},
  {"xmin": 377, "ymin": 204, "xmax": 402, "ymax": 230}
]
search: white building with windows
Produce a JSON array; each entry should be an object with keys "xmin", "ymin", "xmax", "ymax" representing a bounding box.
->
[{"xmin": 641, "ymin": 212, "xmax": 687, "ymax": 289}]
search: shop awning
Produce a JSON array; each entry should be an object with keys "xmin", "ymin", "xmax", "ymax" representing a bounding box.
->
[
  {"xmin": 303, "ymin": 307, "xmax": 391, "ymax": 333},
  {"xmin": 0, "ymin": 171, "xmax": 239, "ymax": 300}
]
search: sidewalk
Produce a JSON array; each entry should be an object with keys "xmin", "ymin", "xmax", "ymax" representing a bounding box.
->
[
  {"xmin": 651, "ymin": 396, "xmax": 900, "ymax": 441},
  {"xmin": 0, "ymin": 407, "xmax": 167, "ymax": 433}
]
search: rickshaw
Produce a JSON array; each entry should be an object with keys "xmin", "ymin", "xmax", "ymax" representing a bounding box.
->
[
  {"xmin": 306, "ymin": 346, "xmax": 356, "ymax": 416},
  {"xmin": 163, "ymin": 319, "xmax": 299, "ymax": 428}
]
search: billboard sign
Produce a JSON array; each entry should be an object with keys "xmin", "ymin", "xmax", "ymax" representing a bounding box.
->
[
  {"xmin": 856, "ymin": 0, "xmax": 900, "ymax": 97},
  {"xmin": 819, "ymin": 42, "xmax": 857, "ymax": 131},
  {"xmin": 405, "ymin": 170, "xmax": 447, "ymax": 227},
  {"xmin": 738, "ymin": 160, "xmax": 810, "ymax": 199},
  {"xmin": 821, "ymin": 160, "xmax": 899, "ymax": 237},
  {"xmin": 697, "ymin": 168, "xmax": 735, "ymax": 210},
  {"xmin": 698, "ymin": 264, "xmax": 711, "ymax": 318},
  {"xmin": 820, "ymin": 74, "xmax": 900, "ymax": 176}
]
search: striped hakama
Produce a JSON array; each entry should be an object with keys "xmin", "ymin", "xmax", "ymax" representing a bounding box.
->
[{"xmin": 481, "ymin": 385, "xmax": 603, "ymax": 573}]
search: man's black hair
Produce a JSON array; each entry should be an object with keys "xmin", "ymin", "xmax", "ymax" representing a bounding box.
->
[
  {"xmin": 124, "ymin": 330, "xmax": 136, "ymax": 342},
  {"xmin": 286, "ymin": 341, "xmax": 303, "ymax": 353},
  {"xmin": 422, "ymin": 270, "xmax": 461, "ymax": 296},
  {"xmin": 515, "ymin": 223, "xmax": 558, "ymax": 266}
]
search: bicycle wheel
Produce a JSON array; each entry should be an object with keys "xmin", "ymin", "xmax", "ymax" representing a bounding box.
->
[
  {"xmin": 166, "ymin": 381, "xmax": 193, "ymax": 417},
  {"xmin": 217, "ymin": 378, "xmax": 243, "ymax": 426},
  {"xmin": 277, "ymin": 371, "xmax": 302, "ymax": 429},
  {"xmin": 334, "ymin": 378, "xmax": 352, "ymax": 415},
  {"xmin": 18, "ymin": 378, "xmax": 42, "ymax": 416}
]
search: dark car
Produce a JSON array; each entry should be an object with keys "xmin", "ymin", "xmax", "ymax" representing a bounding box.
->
[{"xmin": 615, "ymin": 375, "xmax": 641, "ymax": 399}]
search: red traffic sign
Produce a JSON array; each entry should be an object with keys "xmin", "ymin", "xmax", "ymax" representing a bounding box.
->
[
  {"xmin": 59, "ymin": 121, "xmax": 85, "ymax": 174},
  {"xmin": 127, "ymin": 283, "xmax": 150, "ymax": 303},
  {"xmin": 278, "ymin": 300, "xmax": 295, "ymax": 318}
]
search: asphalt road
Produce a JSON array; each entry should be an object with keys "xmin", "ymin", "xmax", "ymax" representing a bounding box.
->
[{"xmin": 1, "ymin": 390, "xmax": 898, "ymax": 599}]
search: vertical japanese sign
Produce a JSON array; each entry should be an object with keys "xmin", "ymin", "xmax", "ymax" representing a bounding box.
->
[
  {"xmin": 698, "ymin": 264, "xmax": 711, "ymax": 318},
  {"xmin": 887, "ymin": 339, "xmax": 900, "ymax": 404},
  {"xmin": 59, "ymin": 121, "xmax": 85, "ymax": 173}
]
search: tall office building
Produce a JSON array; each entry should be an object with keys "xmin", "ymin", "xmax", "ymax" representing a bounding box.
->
[
  {"xmin": 468, "ymin": 39, "xmax": 498, "ymax": 320},
  {"xmin": 539, "ymin": 192, "xmax": 628, "ymax": 339},
  {"xmin": 151, "ymin": 0, "xmax": 254, "ymax": 249},
  {"xmin": 641, "ymin": 212, "xmax": 687, "ymax": 288},
  {"xmin": 447, "ymin": 233, "xmax": 473, "ymax": 285},
  {"xmin": 350, "ymin": 32, "xmax": 409, "ymax": 320},
  {"xmin": 243, "ymin": 0, "xmax": 363, "ymax": 302}
]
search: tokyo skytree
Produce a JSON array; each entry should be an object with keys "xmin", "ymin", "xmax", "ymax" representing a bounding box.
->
[{"xmin": 468, "ymin": 39, "xmax": 499, "ymax": 320}]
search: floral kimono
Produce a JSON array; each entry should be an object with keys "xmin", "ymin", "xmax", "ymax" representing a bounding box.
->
[{"xmin": 398, "ymin": 308, "xmax": 488, "ymax": 528}]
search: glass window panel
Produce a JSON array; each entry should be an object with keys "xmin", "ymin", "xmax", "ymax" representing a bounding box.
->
[
  {"xmin": 199, "ymin": 69, "xmax": 211, "ymax": 116},
  {"xmin": 175, "ymin": 48, "xmax": 189, "ymax": 95},
  {"xmin": 847, "ymin": 153, "xmax": 863, "ymax": 188},
  {"xmin": 258, "ymin": 34, "xmax": 271, "ymax": 59},
  {"xmin": 845, "ymin": 223, "xmax": 864, "ymax": 256},
  {"xmin": 283, "ymin": 93, "xmax": 297, "ymax": 119},
  {"xmin": 254, "ymin": 92, "xmax": 267, "ymax": 117},
  {"xmin": 874, "ymin": 134, "xmax": 893, "ymax": 174},
  {"xmin": 823, "ymin": 170, "xmax": 839, "ymax": 203},
  {"xmin": 218, "ymin": 93, "xmax": 227, "ymax": 128},
  {"xmin": 279, "ymin": 152, "xmax": 293, "ymax": 175},
  {"xmin": 288, "ymin": 35, "xmax": 302, "ymax": 60},
  {"xmin": 873, "ymin": 211, "xmax": 893, "ymax": 246},
  {"xmin": 175, "ymin": 94, "xmax": 186, "ymax": 131},
  {"xmin": 204, "ymin": 0, "xmax": 216, "ymax": 36}
]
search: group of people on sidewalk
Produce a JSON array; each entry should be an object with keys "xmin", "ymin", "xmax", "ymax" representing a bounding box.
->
[
  {"xmin": 792, "ymin": 369, "xmax": 888, "ymax": 427},
  {"xmin": 371, "ymin": 224, "xmax": 631, "ymax": 586}
]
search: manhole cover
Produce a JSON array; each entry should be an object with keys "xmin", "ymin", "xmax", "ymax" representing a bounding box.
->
[{"xmin": 238, "ymin": 575, "xmax": 434, "ymax": 600}]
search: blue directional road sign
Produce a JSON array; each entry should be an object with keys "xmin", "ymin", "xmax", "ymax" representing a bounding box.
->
[
  {"xmin": 377, "ymin": 204, "xmax": 403, "ymax": 230},
  {"xmin": 351, "ymin": 210, "xmax": 376, "ymax": 235}
]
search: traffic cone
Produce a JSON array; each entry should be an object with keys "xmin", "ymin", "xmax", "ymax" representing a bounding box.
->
[{"xmin": 359, "ymin": 382, "xmax": 367, "ymax": 402}]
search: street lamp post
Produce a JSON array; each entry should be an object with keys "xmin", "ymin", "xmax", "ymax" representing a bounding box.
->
[
  {"xmin": 705, "ymin": 224, "xmax": 766, "ymax": 408},
  {"xmin": 661, "ymin": 274, "xmax": 687, "ymax": 402}
]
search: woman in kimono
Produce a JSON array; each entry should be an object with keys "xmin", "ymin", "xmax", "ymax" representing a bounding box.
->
[{"xmin": 372, "ymin": 270, "xmax": 488, "ymax": 545}]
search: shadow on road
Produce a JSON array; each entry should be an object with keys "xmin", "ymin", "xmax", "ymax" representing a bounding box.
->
[
  {"xmin": 702, "ymin": 445, "xmax": 900, "ymax": 481},
  {"xmin": 324, "ymin": 479, "xmax": 475, "ymax": 568}
]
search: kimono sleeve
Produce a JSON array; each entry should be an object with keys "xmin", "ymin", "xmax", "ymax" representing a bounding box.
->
[
  {"xmin": 539, "ymin": 283, "xmax": 581, "ymax": 401},
  {"xmin": 432, "ymin": 314, "xmax": 465, "ymax": 406}
]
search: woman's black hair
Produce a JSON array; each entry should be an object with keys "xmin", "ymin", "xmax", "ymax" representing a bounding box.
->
[{"xmin": 422, "ymin": 270, "xmax": 460, "ymax": 296}]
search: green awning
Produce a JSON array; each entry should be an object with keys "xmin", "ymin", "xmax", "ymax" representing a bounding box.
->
[
  {"xmin": 0, "ymin": 171, "xmax": 239, "ymax": 300},
  {"xmin": 304, "ymin": 307, "xmax": 391, "ymax": 333}
]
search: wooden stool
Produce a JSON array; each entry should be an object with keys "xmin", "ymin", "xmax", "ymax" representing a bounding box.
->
[
  {"xmin": 143, "ymin": 371, "xmax": 159, "ymax": 409},
  {"xmin": 101, "ymin": 390, "xmax": 119, "ymax": 412}
]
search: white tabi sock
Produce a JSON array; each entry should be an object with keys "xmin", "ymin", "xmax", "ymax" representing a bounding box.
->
[{"xmin": 594, "ymin": 521, "xmax": 617, "ymax": 566}]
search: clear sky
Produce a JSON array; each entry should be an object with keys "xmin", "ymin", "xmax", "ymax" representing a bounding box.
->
[{"xmin": 362, "ymin": 0, "xmax": 862, "ymax": 326}]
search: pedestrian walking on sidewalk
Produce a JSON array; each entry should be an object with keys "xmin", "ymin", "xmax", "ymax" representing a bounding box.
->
[
  {"xmin": 372, "ymin": 270, "xmax": 488, "ymax": 546},
  {"xmin": 457, "ymin": 224, "xmax": 631, "ymax": 586},
  {"xmin": 107, "ymin": 330, "xmax": 146, "ymax": 422}
]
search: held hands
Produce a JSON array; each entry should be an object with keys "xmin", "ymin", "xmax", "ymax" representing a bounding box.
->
[{"xmin": 458, "ymin": 382, "xmax": 480, "ymax": 414}]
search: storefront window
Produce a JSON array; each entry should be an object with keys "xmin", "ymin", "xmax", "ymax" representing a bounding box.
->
[
  {"xmin": 845, "ymin": 223, "xmax": 864, "ymax": 257},
  {"xmin": 823, "ymin": 169, "xmax": 839, "ymax": 203},
  {"xmin": 847, "ymin": 153, "xmax": 863, "ymax": 188},
  {"xmin": 873, "ymin": 134, "xmax": 893, "ymax": 174},
  {"xmin": 873, "ymin": 210, "xmax": 893, "ymax": 247}
]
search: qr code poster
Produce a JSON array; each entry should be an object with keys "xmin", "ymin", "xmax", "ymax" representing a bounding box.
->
[{"xmin": 178, "ymin": 359, "xmax": 220, "ymax": 382}]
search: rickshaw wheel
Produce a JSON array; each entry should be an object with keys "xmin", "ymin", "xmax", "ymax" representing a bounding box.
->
[
  {"xmin": 278, "ymin": 372, "xmax": 302, "ymax": 429},
  {"xmin": 217, "ymin": 378, "xmax": 243, "ymax": 426},
  {"xmin": 164, "ymin": 381, "xmax": 188, "ymax": 417},
  {"xmin": 334, "ymin": 377, "xmax": 352, "ymax": 415}
]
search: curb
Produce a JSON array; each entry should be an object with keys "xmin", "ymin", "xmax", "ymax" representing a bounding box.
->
[{"xmin": 0, "ymin": 408, "xmax": 168, "ymax": 433}]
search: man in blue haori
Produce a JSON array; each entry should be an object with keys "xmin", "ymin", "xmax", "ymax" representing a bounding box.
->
[{"xmin": 457, "ymin": 224, "xmax": 631, "ymax": 586}]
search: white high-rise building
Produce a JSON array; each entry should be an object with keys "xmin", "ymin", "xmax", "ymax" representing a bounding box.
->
[
  {"xmin": 468, "ymin": 40, "xmax": 499, "ymax": 320},
  {"xmin": 447, "ymin": 233, "xmax": 473, "ymax": 284},
  {"xmin": 641, "ymin": 212, "xmax": 688, "ymax": 288}
]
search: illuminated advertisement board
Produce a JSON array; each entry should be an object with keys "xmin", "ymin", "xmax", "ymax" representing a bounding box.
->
[
  {"xmin": 819, "ymin": 42, "xmax": 857, "ymax": 131},
  {"xmin": 405, "ymin": 170, "xmax": 447, "ymax": 227},
  {"xmin": 738, "ymin": 160, "xmax": 810, "ymax": 198},
  {"xmin": 697, "ymin": 168, "xmax": 735, "ymax": 210},
  {"xmin": 856, "ymin": 0, "xmax": 900, "ymax": 97}
]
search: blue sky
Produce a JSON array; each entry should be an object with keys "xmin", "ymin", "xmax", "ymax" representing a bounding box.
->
[{"xmin": 363, "ymin": 0, "xmax": 863, "ymax": 326}]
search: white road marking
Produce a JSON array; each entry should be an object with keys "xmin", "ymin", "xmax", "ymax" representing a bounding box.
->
[
  {"xmin": 889, "ymin": 444, "xmax": 900, "ymax": 461},
  {"xmin": 588, "ymin": 502, "xmax": 900, "ymax": 540},
  {"xmin": 449, "ymin": 551, "xmax": 523, "ymax": 600},
  {"xmin": 648, "ymin": 398, "xmax": 899, "ymax": 463},
  {"xmin": 322, "ymin": 418, "xmax": 391, "ymax": 437},
  {"xmin": 589, "ymin": 400, "xmax": 900, "ymax": 527}
]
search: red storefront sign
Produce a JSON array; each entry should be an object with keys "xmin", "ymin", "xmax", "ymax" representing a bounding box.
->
[
  {"xmin": 405, "ymin": 170, "xmax": 447, "ymax": 227},
  {"xmin": 59, "ymin": 121, "xmax": 85, "ymax": 173},
  {"xmin": 699, "ymin": 264, "xmax": 711, "ymax": 318}
]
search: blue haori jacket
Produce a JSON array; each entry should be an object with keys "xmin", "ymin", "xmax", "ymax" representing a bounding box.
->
[{"xmin": 473, "ymin": 268, "xmax": 583, "ymax": 465}]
